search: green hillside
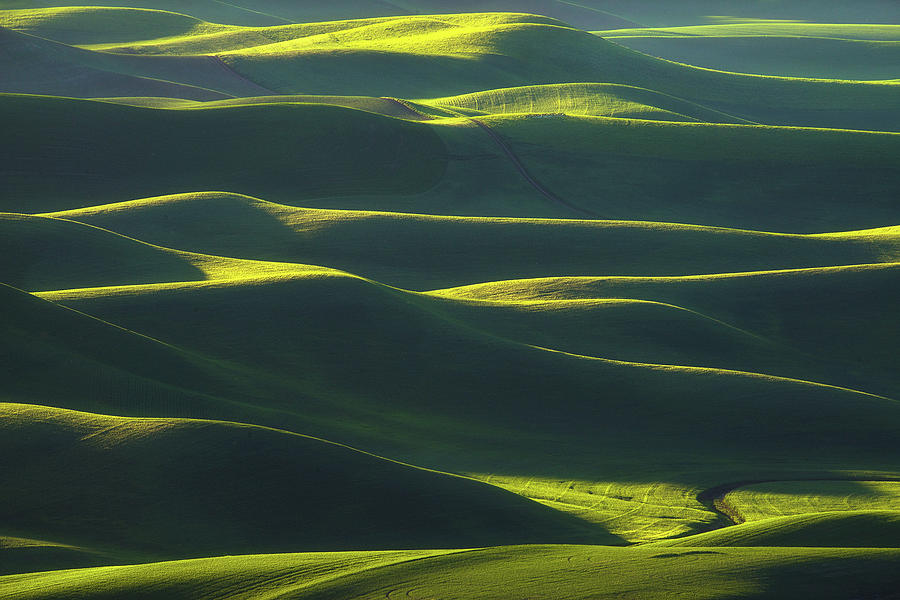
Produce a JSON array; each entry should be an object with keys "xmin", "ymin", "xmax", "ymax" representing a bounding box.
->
[
  {"xmin": 1, "ymin": 402, "xmax": 613, "ymax": 570},
  {"xmin": 650, "ymin": 510, "xmax": 900, "ymax": 548},
  {"xmin": 0, "ymin": 94, "xmax": 445, "ymax": 212},
  {"xmin": 4, "ymin": 7, "xmax": 898, "ymax": 129},
  {"xmin": 5, "ymin": 93, "xmax": 899, "ymax": 229},
  {"xmin": 37, "ymin": 193, "xmax": 900, "ymax": 288},
  {"xmin": 598, "ymin": 23, "xmax": 900, "ymax": 80},
  {"xmin": 724, "ymin": 480, "xmax": 900, "ymax": 522},
  {"xmin": 33, "ymin": 272, "xmax": 900, "ymax": 471},
  {"xmin": 432, "ymin": 263, "xmax": 900, "ymax": 395},
  {"xmin": 2, "ymin": 1, "xmax": 899, "ymax": 597},
  {"xmin": 3, "ymin": 545, "xmax": 900, "ymax": 600}
]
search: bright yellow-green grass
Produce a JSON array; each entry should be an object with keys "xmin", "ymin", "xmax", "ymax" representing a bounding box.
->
[
  {"xmin": 2, "ymin": 2, "xmax": 900, "ymax": 592},
  {"xmin": 206, "ymin": 15, "xmax": 900, "ymax": 130},
  {"xmin": 478, "ymin": 113, "xmax": 900, "ymax": 229},
  {"xmin": 0, "ymin": 94, "xmax": 446, "ymax": 212},
  {"xmin": 725, "ymin": 481, "xmax": 900, "ymax": 522},
  {"xmin": 600, "ymin": 23, "xmax": 900, "ymax": 42},
  {"xmin": 95, "ymin": 93, "xmax": 433, "ymax": 118},
  {"xmin": 6, "ymin": 92, "xmax": 899, "ymax": 228},
  {"xmin": 37, "ymin": 192, "xmax": 900, "ymax": 289},
  {"xmin": 0, "ymin": 26, "xmax": 239, "ymax": 99},
  {"xmin": 0, "ymin": 401, "xmax": 614, "ymax": 571},
  {"xmin": 0, "ymin": 536, "xmax": 112, "ymax": 576},
  {"xmin": 0, "ymin": 283, "xmax": 742, "ymax": 549},
  {"xmin": 466, "ymin": 475, "xmax": 720, "ymax": 542},
  {"xmin": 649, "ymin": 510, "xmax": 900, "ymax": 548},
  {"xmin": 422, "ymin": 82, "xmax": 753, "ymax": 123},
  {"xmin": 3, "ymin": 545, "xmax": 900, "ymax": 599},
  {"xmin": 6, "ymin": 7, "xmax": 897, "ymax": 130},
  {"xmin": 0, "ymin": 212, "xmax": 335, "ymax": 292},
  {"xmin": 18, "ymin": 222, "xmax": 900, "ymax": 402},
  {"xmin": 597, "ymin": 24, "xmax": 900, "ymax": 80},
  {"xmin": 0, "ymin": 6, "xmax": 229, "ymax": 45},
  {"xmin": 28, "ymin": 267, "xmax": 900, "ymax": 481},
  {"xmin": 430, "ymin": 262, "xmax": 900, "ymax": 397}
]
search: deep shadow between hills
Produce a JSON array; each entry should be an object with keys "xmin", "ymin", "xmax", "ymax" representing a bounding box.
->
[
  {"xmin": 0, "ymin": 95, "xmax": 448, "ymax": 213},
  {"xmin": 0, "ymin": 213, "xmax": 208, "ymax": 291},
  {"xmin": 516, "ymin": 146, "xmax": 900, "ymax": 233}
]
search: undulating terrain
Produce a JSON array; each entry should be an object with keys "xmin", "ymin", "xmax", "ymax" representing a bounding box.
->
[{"xmin": 1, "ymin": 1, "xmax": 899, "ymax": 598}]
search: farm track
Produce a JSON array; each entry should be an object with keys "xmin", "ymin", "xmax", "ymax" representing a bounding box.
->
[
  {"xmin": 468, "ymin": 117, "xmax": 601, "ymax": 218},
  {"xmin": 382, "ymin": 97, "xmax": 600, "ymax": 218},
  {"xmin": 696, "ymin": 476, "xmax": 900, "ymax": 528},
  {"xmin": 208, "ymin": 54, "xmax": 279, "ymax": 95}
]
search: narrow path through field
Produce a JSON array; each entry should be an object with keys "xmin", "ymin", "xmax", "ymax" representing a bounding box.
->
[
  {"xmin": 468, "ymin": 117, "xmax": 601, "ymax": 218},
  {"xmin": 381, "ymin": 97, "xmax": 600, "ymax": 218},
  {"xmin": 207, "ymin": 55, "xmax": 280, "ymax": 95},
  {"xmin": 696, "ymin": 476, "xmax": 900, "ymax": 528}
]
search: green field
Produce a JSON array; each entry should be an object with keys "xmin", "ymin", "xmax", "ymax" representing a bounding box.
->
[
  {"xmin": 598, "ymin": 23, "xmax": 900, "ymax": 80},
  {"xmin": 2, "ymin": 1, "xmax": 899, "ymax": 597}
]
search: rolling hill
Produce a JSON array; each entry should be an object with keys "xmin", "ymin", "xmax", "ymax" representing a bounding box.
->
[
  {"xmin": 2, "ymin": 1, "xmax": 899, "ymax": 597},
  {"xmin": 598, "ymin": 23, "xmax": 900, "ymax": 80},
  {"xmin": 3, "ymin": 545, "xmax": 900, "ymax": 600},
  {"xmin": 4, "ymin": 93, "xmax": 899, "ymax": 229},
  {"xmin": 0, "ymin": 402, "xmax": 614, "ymax": 572}
]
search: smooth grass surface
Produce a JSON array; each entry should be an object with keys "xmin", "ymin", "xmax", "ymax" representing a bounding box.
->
[
  {"xmin": 480, "ymin": 113, "xmax": 900, "ymax": 230},
  {"xmin": 725, "ymin": 481, "xmax": 900, "ymax": 522},
  {"xmin": 31, "ymin": 269, "xmax": 900, "ymax": 481},
  {"xmin": 6, "ymin": 93, "xmax": 900, "ymax": 228},
  {"xmin": 3, "ymin": 545, "xmax": 900, "ymax": 600},
  {"xmin": 3, "ymin": 1, "xmax": 900, "ymax": 592},
  {"xmin": 0, "ymin": 94, "xmax": 446, "ymax": 212},
  {"xmin": 428, "ymin": 263, "xmax": 900, "ymax": 394},
  {"xmin": 0, "ymin": 212, "xmax": 337, "ymax": 292},
  {"xmin": 7, "ymin": 208, "xmax": 886, "ymax": 397},
  {"xmin": 422, "ymin": 82, "xmax": 753, "ymax": 123},
  {"xmin": 608, "ymin": 37, "xmax": 900, "ymax": 81},
  {"xmin": 649, "ymin": 510, "xmax": 900, "ymax": 548},
  {"xmin": 5, "ymin": 8, "xmax": 898, "ymax": 130},
  {"xmin": 598, "ymin": 24, "xmax": 900, "ymax": 80},
  {"xmin": 0, "ymin": 402, "xmax": 615, "ymax": 569},
  {"xmin": 38, "ymin": 192, "xmax": 900, "ymax": 289}
]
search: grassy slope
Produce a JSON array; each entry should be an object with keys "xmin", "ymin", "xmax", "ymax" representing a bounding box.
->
[
  {"xmin": 481, "ymin": 114, "xmax": 900, "ymax": 230},
  {"xmin": 39, "ymin": 192, "xmax": 900, "ymax": 289},
  {"xmin": 4, "ymin": 213, "xmax": 883, "ymax": 392},
  {"xmin": 431, "ymin": 263, "xmax": 900, "ymax": 396},
  {"xmin": 0, "ymin": 284, "xmax": 714, "ymax": 544},
  {"xmin": 598, "ymin": 24, "xmax": 900, "ymax": 80},
  {"xmin": 2, "ymin": 0, "xmax": 899, "ymax": 585},
  {"xmin": 0, "ymin": 402, "xmax": 615, "ymax": 570},
  {"xmin": 97, "ymin": 93, "xmax": 431, "ymax": 118},
  {"xmin": 725, "ymin": 480, "xmax": 900, "ymax": 521},
  {"xmin": 7, "ymin": 93, "xmax": 900, "ymax": 228},
  {"xmin": 212, "ymin": 15, "xmax": 900, "ymax": 130},
  {"xmin": 0, "ymin": 1, "xmax": 636, "ymax": 29},
  {"xmin": 0, "ymin": 6, "xmax": 232, "ymax": 45},
  {"xmin": 0, "ymin": 212, "xmax": 334, "ymax": 292},
  {"xmin": 422, "ymin": 82, "xmax": 753, "ymax": 123},
  {"xmin": 650, "ymin": 510, "xmax": 900, "ymax": 548},
  {"xmin": 31, "ymin": 271, "xmax": 900, "ymax": 479},
  {"xmin": 0, "ymin": 26, "xmax": 234, "ymax": 99},
  {"xmin": 3, "ymin": 545, "xmax": 900, "ymax": 600},
  {"xmin": 584, "ymin": 1, "xmax": 900, "ymax": 27},
  {"xmin": 7, "ymin": 8, "xmax": 896, "ymax": 130},
  {"xmin": 0, "ymin": 536, "xmax": 113, "ymax": 577},
  {"xmin": 0, "ymin": 94, "xmax": 446, "ymax": 212}
]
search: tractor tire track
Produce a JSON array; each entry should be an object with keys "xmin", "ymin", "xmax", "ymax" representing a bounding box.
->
[
  {"xmin": 467, "ymin": 117, "xmax": 601, "ymax": 218},
  {"xmin": 381, "ymin": 97, "xmax": 600, "ymax": 218},
  {"xmin": 696, "ymin": 476, "xmax": 900, "ymax": 529},
  {"xmin": 207, "ymin": 55, "xmax": 280, "ymax": 96}
]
